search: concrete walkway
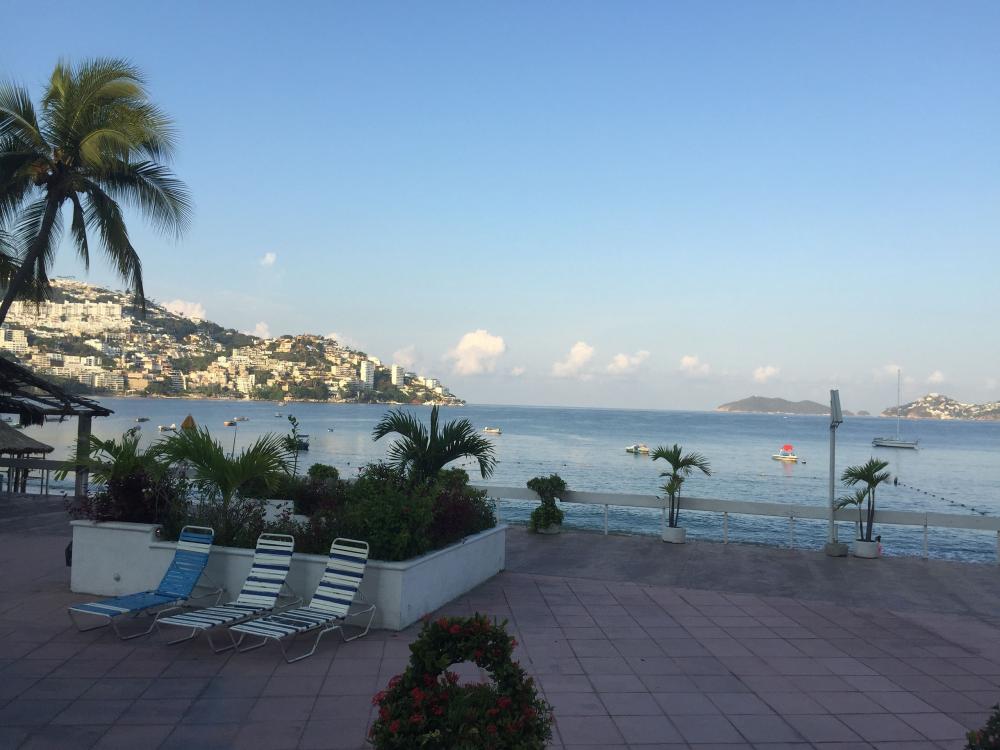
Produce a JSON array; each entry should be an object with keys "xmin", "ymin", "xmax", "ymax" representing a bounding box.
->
[{"xmin": 1, "ymin": 504, "xmax": 998, "ymax": 749}]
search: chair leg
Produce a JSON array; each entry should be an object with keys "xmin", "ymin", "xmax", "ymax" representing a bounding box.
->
[
  {"xmin": 165, "ymin": 626, "xmax": 201, "ymax": 646},
  {"xmin": 341, "ymin": 604, "xmax": 376, "ymax": 642},
  {"xmin": 234, "ymin": 631, "xmax": 271, "ymax": 654},
  {"xmin": 206, "ymin": 629, "xmax": 238, "ymax": 654},
  {"xmin": 114, "ymin": 605, "xmax": 182, "ymax": 641},
  {"xmin": 68, "ymin": 609, "xmax": 111, "ymax": 634},
  {"xmin": 279, "ymin": 627, "xmax": 332, "ymax": 664}
]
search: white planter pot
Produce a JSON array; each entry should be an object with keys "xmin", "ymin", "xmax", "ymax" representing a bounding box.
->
[
  {"xmin": 535, "ymin": 524, "xmax": 561, "ymax": 535},
  {"xmin": 852, "ymin": 540, "xmax": 879, "ymax": 559},
  {"xmin": 70, "ymin": 520, "xmax": 507, "ymax": 631},
  {"xmin": 661, "ymin": 526, "xmax": 686, "ymax": 544}
]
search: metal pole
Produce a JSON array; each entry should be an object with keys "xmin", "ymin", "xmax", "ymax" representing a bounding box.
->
[{"xmin": 829, "ymin": 422, "xmax": 837, "ymax": 544}]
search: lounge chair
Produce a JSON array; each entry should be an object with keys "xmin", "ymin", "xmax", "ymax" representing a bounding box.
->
[
  {"xmin": 68, "ymin": 525, "xmax": 218, "ymax": 640},
  {"xmin": 227, "ymin": 538, "xmax": 375, "ymax": 663},
  {"xmin": 156, "ymin": 533, "xmax": 298, "ymax": 652}
]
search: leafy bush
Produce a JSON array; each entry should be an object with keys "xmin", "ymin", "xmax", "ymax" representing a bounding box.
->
[
  {"xmin": 161, "ymin": 495, "xmax": 272, "ymax": 550},
  {"xmin": 429, "ymin": 469, "xmax": 496, "ymax": 549},
  {"xmin": 968, "ymin": 704, "xmax": 1000, "ymax": 749},
  {"xmin": 528, "ymin": 474, "xmax": 565, "ymax": 532},
  {"xmin": 307, "ymin": 463, "xmax": 339, "ymax": 482},
  {"xmin": 370, "ymin": 614, "xmax": 552, "ymax": 749},
  {"xmin": 67, "ymin": 469, "xmax": 189, "ymax": 526}
]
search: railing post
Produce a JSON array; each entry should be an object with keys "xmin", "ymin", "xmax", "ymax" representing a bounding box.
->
[
  {"xmin": 723, "ymin": 512, "xmax": 729, "ymax": 544},
  {"xmin": 789, "ymin": 515, "xmax": 795, "ymax": 548},
  {"xmin": 603, "ymin": 505, "xmax": 608, "ymax": 536}
]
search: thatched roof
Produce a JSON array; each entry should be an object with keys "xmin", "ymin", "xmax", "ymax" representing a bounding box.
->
[
  {"xmin": 0, "ymin": 356, "xmax": 112, "ymax": 426},
  {"xmin": 0, "ymin": 420, "xmax": 53, "ymax": 455}
]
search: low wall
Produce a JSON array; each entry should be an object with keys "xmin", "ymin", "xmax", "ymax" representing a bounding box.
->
[{"xmin": 69, "ymin": 521, "xmax": 507, "ymax": 630}]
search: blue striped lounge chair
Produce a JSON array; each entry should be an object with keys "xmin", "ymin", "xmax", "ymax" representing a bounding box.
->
[
  {"xmin": 227, "ymin": 538, "xmax": 375, "ymax": 663},
  {"xmin": 156, "ymin": 533, "xmax": 298, "ymax": 652},
  {"xmin": 68, "ymin": 526, "xmax": 217, "ymax": 640}
]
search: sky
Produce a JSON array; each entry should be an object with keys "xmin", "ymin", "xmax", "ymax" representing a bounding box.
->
[{"xmin": 3, "ymin": 1, "xmax": 1000, "ymax": 412}]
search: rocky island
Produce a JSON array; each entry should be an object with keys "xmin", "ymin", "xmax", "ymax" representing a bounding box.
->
[{"xmin": 716, "ymin": 396, "xmax": 853, "ymax": 416}]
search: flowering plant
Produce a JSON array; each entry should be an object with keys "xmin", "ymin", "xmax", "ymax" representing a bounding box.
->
[
  {"xmin": 967, "ymin": 704, "xmax": 1000, "ymax": 749},
  {"xmin": 369, "ymin": 614, "xmax": 552, "ymax": 749}
]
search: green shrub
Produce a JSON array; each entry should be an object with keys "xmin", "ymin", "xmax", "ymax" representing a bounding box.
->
[
  {"xmin": 428, "ymin": 468, "xmax": 496, "ymax": 548},
  {"xmin": 528, "ymin": 474, "xmax": 566, "ymax": 532},
  {"xmin": 307, "ymin": 463, "xmax": 339, "ymax": 482},
  {"xmin": 967, "ymin": 704, "xmax": 1000, "ymax": 749}
]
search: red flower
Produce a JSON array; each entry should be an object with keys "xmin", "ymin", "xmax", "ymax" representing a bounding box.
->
[
  {"xmin": 389, "ymin": 720, "xmax": 400, "ymax": 734},
  {"xmin": 436, "ymin": 617, "xmax": 449, "ymax": 628},
  {"xmin": 474, "ymin": 649, "xmax": 484, "ymax": 660},
  {"xmin": 423, "ymin": 674, "xmax": 434, "ymax": 687},
  {"xmin": 409, "ymin": 713, "xmax": 423, "ymax": 725},
  {"xmin": 410, "ymin": 687, "xmax": 425, "ymax": 704},
  {"xmin": 388, "ymin": 675, "xmax": 402, "ymax": 688},
  {"xmin": 432, "ymin": 705, "xmax": 444, "ymax": 716},
  {"xmin": 379, "ymin": 707, "xmax": 389, "ymax": 720},
  {"xmin": 372, "ymin": 690, "xmax": 387, "ymax": 705},
  {"xmin": 497, "ymin": 697, "xmax": 512, "ymax": 710},
  {"xmin": 510, "ymin": 638, "xmax": 518, "ymax": 647},
  {"xmin": 449, "ymin": 624, "xmax": 462, "ymax": 635},
  {"xmin": 486, "ymin": 708, "xmax": 499, "ymax": 717},
  {"xmin": 487, "ymin": 723, "xmax": 498, "ymax": 734}
]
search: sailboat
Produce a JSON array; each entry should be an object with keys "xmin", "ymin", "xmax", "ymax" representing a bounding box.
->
[{"xmin": 873, "ymin": 369, "xmax": 918, "ymax": 449}]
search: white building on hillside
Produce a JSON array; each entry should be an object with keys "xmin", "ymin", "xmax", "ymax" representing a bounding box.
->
[
  {"xmin": 360, "ymin": 361, "xmax": 375, "ymax": 390},
  {"xmin": 390, "ymin": 364, "xmax": 405, "ymax": 386}
]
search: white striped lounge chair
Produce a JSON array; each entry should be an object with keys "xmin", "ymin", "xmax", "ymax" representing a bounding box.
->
[
  {"xmin": 68, "ymin": 526, "xmax": 217, "ymax": 640},
  {"xmin": 228, "ymin": 538, "xmax": 375, "ymax": 663},
  {"xmin": 157, "ymin": 533, "xmax": 298, "ymax": 652}
]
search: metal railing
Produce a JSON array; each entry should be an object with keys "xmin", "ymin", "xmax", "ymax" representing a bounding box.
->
[
  {"xmin": 0, "ymin": 457, "xmax": 71, "ymax": 496},
  {"xmin": 472, "ymin": 484, "xmax": 1000, "ymax": 563}
]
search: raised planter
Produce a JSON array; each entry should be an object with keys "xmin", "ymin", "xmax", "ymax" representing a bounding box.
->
[
  {"xmin": 661, "ymin": 526, "xmax": 686, "ymax": 544},
  {"xmin": 69, "ymin": 520, "xmax": 507, "ymax": 631},
  {"xmin": 852, "ymin": 539, "xmax": 879, "ymax": 558}
]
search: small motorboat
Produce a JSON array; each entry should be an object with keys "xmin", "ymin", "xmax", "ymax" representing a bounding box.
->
[
  {"xmin": 483, "ymin": 427, "xmax": 502, "ymax": 435},
  {"xmin": 275, "ymin": 412, "xmax": 283, "ymax": 418},
  {"xmin": 223, "ymin": 420, "xmax": 237, "ymax": 427},
  {"xmin": 772, "ymin": 444, "xmax": 798, "ymax": 462},
  {"xmin": 136, "ymin": 416, "xmax": 150, "ymax": 423},
  {"xmin": 234, "ymin": 416, "xmax": 249, "ymax": 422},
  {"xmin": 327, "ymin": 427, "xmax": 335, "ymax": 432},
  {"xmin": 625, "ymin": 444, "xmax": 650, "ymax": 455}
]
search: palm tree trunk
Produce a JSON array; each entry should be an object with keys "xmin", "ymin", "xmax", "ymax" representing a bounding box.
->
[
  {"xmin": 866, "ymin": 488, "xmax": 876, "ymax": 542},
  {"xmin": 0, "ymin": 198, "xmax": 60, "ymax": 326}
]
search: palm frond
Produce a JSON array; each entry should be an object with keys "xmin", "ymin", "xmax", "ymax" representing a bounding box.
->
[
  {"xmin": 95, "ymin": 160, "xmax": 191, "ymax": 236},
  {"xmin": 81, "ymin": 182, "xmax": 144, "ymax": 308}
]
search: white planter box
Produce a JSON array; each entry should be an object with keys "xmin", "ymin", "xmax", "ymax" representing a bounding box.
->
[{"xmin": 69, "ymin": 521, "xmax": 506, "ymax": 631}]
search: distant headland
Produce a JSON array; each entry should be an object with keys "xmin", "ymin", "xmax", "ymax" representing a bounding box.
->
[{"xmin": 716, "ymin": 396, "xmax": 863, "ymax": 416}]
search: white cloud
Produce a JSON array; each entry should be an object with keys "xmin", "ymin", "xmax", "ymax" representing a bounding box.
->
[
  {"xmin": 606, "ymin": 350, "xmax": 650, "ymax": 375},
  {"xmin": 510, "ymin": 366, "xmax": 526, "ymax": 377},
  {"xmin": 679, "ymin": 354, "xmax": 710, "ymax": 377},
  {"xmin": 445, "ymin": 329, "xmax": 507, "ymax": 375},
  {"xmin": 252, "ymin": 321, "xmax": 271, "ymax": 339},
  {"xmin": 875, "ymin": 363, "xmax": 902, "ymax": 380},
  {"xmin": 753, "ymin": 365, "xmax": 780, "ymax": 383},
  {"xmin": 259, "ymin": 252, "xmax": 277, "ymax": 267},
  {"xmin": 163, "ymin": 299, "xmax": 206, "ymax": 320},
  {"xmin": 552, "ymin": 341, "xmax": 595, "ymax": 379},
  {"xmin": 927, "ymin": 370, "xmax": 945, "ymax": 384},
  {"xmin": 392, "ymin": 345, "xmax": 419, "ymax": 370},
  {"xmin": 327, "ymin": 331, "xmax": 362, "ymax": 350}
]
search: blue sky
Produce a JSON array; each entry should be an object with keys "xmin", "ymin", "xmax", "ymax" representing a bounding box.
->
[{"xmin": 4, "ymin": 1, "xmax": 1000, "ymax": 411}]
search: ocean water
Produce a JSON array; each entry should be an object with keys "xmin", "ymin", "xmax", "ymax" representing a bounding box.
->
[{"xmin": 32, "ymin": 398, "xmax": 1000, "ymax": 562}]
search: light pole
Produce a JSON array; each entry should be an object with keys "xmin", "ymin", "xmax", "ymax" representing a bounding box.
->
[
  {"xmin": 228, "ymin": 422, "xmax": 238, "ymax": 459},
  {"xmin": 825, "ymin": 389, "xmax": 847, "ymax": 556}
]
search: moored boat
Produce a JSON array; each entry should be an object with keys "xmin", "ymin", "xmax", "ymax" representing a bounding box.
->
[
  {"xmin": 483, "ymin": 426, "xmax": 502, "ymax": 435},
  {"xmin": 136, "ymin": 416, "xmax": 150, "ymax": 423},
  {"xmin": 223, "ymin": 420, "xmax": 237, "ymax": 427},
  {"xmin": 772, "ymin": 444, "xmax": 798, "ymax": 462},
  {"xmin": 625, "ymin": 443, "xmax": 650, "ymax": 455},
  {"xmin": 873, "ymin": 369, "xmax": 918, "ymax": 449}
]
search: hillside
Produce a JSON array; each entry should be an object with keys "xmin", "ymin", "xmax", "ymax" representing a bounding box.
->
[
  {"xmin": 1, "ymin": 278, "xmax": 461, "ymax": 404},
  {"xmin": 883, "ymin": 393, "xmax": 1000, "ymax": 421},
  {"xmin": 717, "ymin": 396, "xmax": 848, "ymax": 416}
]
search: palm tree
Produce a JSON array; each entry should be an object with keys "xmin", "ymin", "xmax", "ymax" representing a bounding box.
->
[
  {"xmin": 57, "ymin": 426, "xmax": 164, "ymax": 485},
  {"xmin": 841, "ymin": 457, "xmax": 891, "ymax": 542},
  {"xmin": 0, "ymin": 58, "xmax": 190, "ymax": 322},
  {"xmin": 651, "ymin": 443, "xmax": 712, "ymax": 529},
  {"xmin": 156, "ymin": 427, "xmax": 292, "ymax": 517},
  {"xmin": 835, "ymin": 487, "xmax": 869, "ymax": 541},
  {"xmin": 372, "ymin": 405, "xmax": 497, "ymax": 484}
]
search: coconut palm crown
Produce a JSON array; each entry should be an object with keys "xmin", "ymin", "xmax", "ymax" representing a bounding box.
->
[
  {"xmin": 372, "ymin": 405, "xmax": 497, "ymax": 484},
  {"xmin": 651, "ymin": 443, "xmax": 712, "ymax": 529},
  {"xmin": 0, "ymin": 58, "xmax": 191, "ymax": 322},
  {"xmin": 840, "ymin": 457, "xmax": 891, "ymax": 542}
]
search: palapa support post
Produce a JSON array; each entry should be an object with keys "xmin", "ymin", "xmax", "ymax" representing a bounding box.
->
[{"xmin": 74, "ymin": 415, "xmax": 92, "ymax": 499}]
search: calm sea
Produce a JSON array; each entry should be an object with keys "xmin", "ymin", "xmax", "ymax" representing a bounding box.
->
[{"xmin": 33, "ymin": 398, "xmax": 1000, "ymax": 563}]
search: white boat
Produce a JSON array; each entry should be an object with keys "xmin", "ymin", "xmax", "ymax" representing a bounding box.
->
[
  {"xmin": 136, "ymin": 416, "xmax": 150, "ymax": 423},
  {"xmin": 873, "ymin": 370, "xmax": 918, "ymax": 449},
  {"xmin": 234, "ymin": 416, "xmax": 249, "ymax": 422},
  {"xmin": 158, "ymin": 423, "xmax": 177, "ymax": 432},
  {"xmin": 223, "ymin": 420, "xmax": 237, "ymax": 427},
  {"xmin": 772, "ymin": 444, "xmax": 798, "ymax": 462},
  {"xmin": 625, "ymin": 443, "xmax": 650, "ymax": 455},
  {"xmin": 483, "ymin": 427, "xmax": 502, "ymax": 435}
]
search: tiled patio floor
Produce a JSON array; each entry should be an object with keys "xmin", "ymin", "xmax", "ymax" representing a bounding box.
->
[{"xmin": 1, "ymin": 500, "xmax": 997, "ymax": 749}]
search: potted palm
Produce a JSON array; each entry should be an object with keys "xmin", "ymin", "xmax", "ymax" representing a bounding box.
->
[
  {"xmin": 651, "ymin": 444, "xmax": 711, "ymax": 544},
  {"xmin": 527, "ymin": 474, "xmax": 566, "ymax": 534},
  {"xmin": 839, "ymin": 457, "xmax": 890, "ymax": 558},
  {"xmin": 372, "ymin": 405, "xmax": 497, "ymax": 484}
]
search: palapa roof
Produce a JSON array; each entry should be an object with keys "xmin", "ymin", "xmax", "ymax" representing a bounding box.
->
[
  {"xmin": 0, "ymin": 356, "xmax": 112, "ymax": 426},
  {"xmin": 0, "ymin": 420, "xmax": 53, "ymax": 455}
]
